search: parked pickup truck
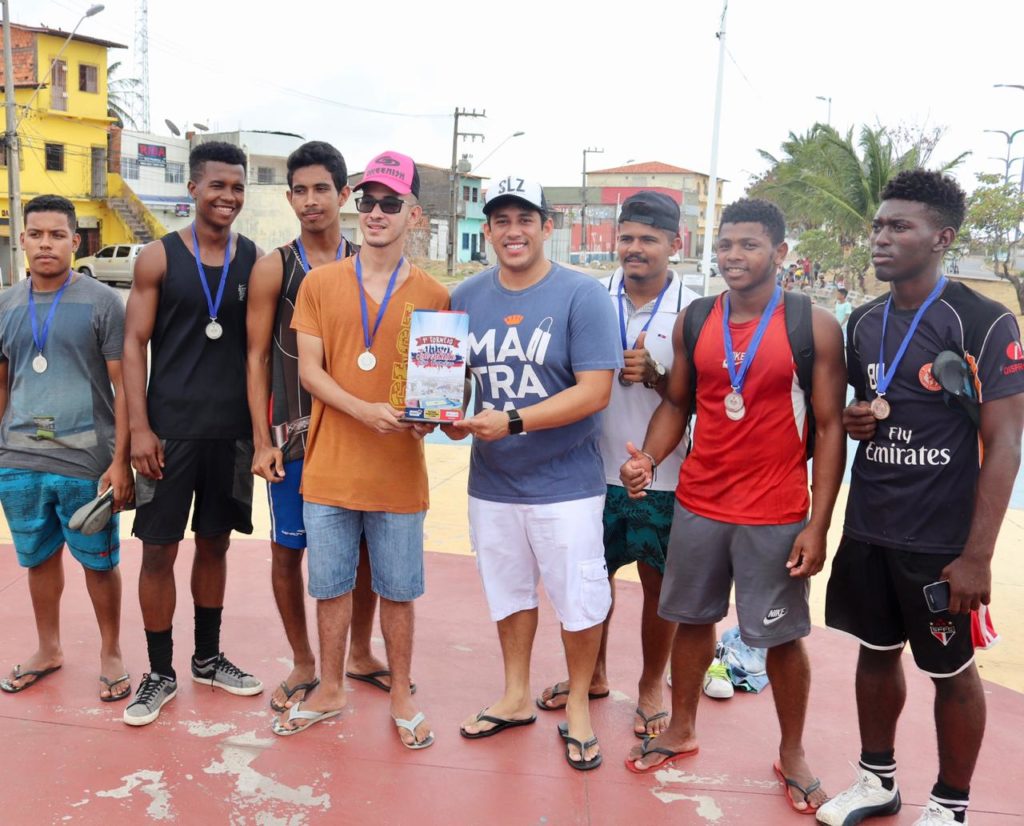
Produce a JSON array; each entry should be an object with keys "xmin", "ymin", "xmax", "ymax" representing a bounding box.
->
[{"xmin": 76, "ymin": 244, "xmax": 145, "ymax": 285}]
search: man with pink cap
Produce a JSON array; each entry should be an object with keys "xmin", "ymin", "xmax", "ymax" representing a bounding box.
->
[{"xmin": 272, "ymin": 151, "xmax": 449, "ymax": 749}]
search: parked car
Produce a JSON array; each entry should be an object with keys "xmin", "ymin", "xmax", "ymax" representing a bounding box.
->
[
  {"xmin": 696, "ymin": 253, "xmax": 719, "ymax": 277},
  {"xmin": 76, "ymin": 244, "xmax": 144, "ymax": 285}
]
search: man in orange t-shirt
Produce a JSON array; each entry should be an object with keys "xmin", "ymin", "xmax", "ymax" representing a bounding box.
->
[{"xmin": 274, "ymin": 151, "xmax": 448, "ymax": 750}]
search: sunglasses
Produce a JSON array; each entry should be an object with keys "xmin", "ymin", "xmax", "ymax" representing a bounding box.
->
[{"xmin": 355, "ymin": 196, "xmax": 407, "ymax": 215}]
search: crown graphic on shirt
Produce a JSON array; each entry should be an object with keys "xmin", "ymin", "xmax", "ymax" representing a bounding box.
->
[{"xmin": 504, "ymin": 314, "xmax": 524, "ymax": 325}]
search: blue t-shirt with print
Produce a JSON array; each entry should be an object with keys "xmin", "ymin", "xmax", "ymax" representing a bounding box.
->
[{"xmin": 451, "ymin": 263, "xmax": 622, "ymax": 504}]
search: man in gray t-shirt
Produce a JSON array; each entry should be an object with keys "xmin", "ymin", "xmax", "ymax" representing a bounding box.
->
[
  {"xmin": 451, "ymin": 176, "xmax": 621, "ymax": 771},
  {"xmin": 0, "ymin": 195, "xmax": 133, "ymax": 703}
]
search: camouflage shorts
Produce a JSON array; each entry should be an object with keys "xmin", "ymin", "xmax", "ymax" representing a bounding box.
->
[{"xmin": 602, "ymin": 485, "xmax": 675, "ymax": 575}]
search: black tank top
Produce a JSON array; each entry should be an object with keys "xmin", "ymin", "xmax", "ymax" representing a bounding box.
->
[
  {"xmin": 147, "ymin": 230, "xmax": 256, "ymax": 439},
  {"xmin": 270, "ymin": 237, "xmax": 357, "ymax": 463}
]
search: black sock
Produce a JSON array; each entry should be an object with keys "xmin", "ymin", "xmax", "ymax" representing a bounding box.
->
[
  {"xmin": 931, "ymin": 778, "xmax": 969, "ymax": 823},
  {"xmin": 145, "ymin": 628, "xmax": 175, "ymax": 681},
  {"xmin": 859, "ymin": 749, "xmax": 896, "ymax": 791},
  {"xmin": 193, "ymin": 605, "xmax": 223, "ymax": 662}
]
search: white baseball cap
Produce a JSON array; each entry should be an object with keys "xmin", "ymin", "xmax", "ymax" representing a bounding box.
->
[{"xmin": 484, "ymin": 175, "xmax": 549, "ymax": 216}]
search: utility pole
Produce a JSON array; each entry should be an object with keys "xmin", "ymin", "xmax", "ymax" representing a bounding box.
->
[
  {"xmin": 580, "ymin": 147, "xmax": 603, "ymax": 260},
  {"xmin": 448, "ymin": 107, "xmax": 485, "ymax": 276},
  {"xmin": 2, "ymin": 0, "xmax": 24, "ymax": 285},
  {"xmin": 701, "ymin": 0, "xmax": 728, "ymax": 296}
]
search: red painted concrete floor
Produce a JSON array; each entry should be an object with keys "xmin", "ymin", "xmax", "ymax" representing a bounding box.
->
[{"xmin": 0, "ymin": 540, "xmax": 1020, "ymax": 825}]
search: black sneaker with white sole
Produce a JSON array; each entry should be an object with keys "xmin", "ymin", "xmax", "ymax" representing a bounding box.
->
[
  {"xmin": 191, "ymin": 652, "xmax": 263, "ymax": 696},
  {"xmin": 123, "ymin": 673, "xmax": 177, "ymax": 727}
]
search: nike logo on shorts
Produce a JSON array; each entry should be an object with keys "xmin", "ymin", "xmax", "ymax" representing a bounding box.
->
[{"xmin": 763, "ymin": 608, "xmax": 788, "ymax": 626}]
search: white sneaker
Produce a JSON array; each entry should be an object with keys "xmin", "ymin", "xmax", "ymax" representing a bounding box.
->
[
  {"xmin": 912, "ymin": 801, "xmax": 966, "ymax": 825},
  {"xmin": 815, "ymin": 764, "xmax": 901, "ymax": 825},
  {"xmin": 702, "ymin": 659, "xmax": 734, "ymax": 699}
]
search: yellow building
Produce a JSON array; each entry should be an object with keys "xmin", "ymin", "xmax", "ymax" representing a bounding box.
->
[{"xmin": 1, "ymin": 22, "xmax": 165, "ymax": 276}]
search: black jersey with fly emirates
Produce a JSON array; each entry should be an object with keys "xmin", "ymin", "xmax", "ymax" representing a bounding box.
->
[{"xmin": 844, "ymin": 280, "xmax": 1024, "ymax": 554}]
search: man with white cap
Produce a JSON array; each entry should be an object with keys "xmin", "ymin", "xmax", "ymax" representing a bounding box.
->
[
  {"xmin": 452, "ymin": 175, "xmax": 621, "ymax": 771},
  {"xmin": 273, "ymin": 151, "xmax": 449, "ymax": 749}
]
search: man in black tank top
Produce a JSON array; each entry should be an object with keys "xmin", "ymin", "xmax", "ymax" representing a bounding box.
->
[
  {"xmin": 121, "ymin": 142, "xmax": 264, "ymax": 726},
  {"xmin": 246, "ymin": 142, "xmax": 400, "ymax": 715}
]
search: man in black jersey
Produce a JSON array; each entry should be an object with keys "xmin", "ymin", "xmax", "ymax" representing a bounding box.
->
[
  {"xmin": 246, "ymin": 141, "xmax": 401, "ymax": 715},
  {"xmin": 122, "ymin": 142, "xmax": 264, "ymax": 726},
  {"xmin": 817, "ymin": 170, "xmax": 1024, "ymax": 826}
]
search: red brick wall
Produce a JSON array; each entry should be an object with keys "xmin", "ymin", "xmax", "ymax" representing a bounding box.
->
[{"xmin": 0, "ymin": 27, "xmax": 38, "ymax": 86}]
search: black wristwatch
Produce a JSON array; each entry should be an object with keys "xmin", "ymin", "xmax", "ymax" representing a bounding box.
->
[
  {"xmin": 643, "ymin": 361, "xmax": 667, "ymax": 389},
  {"xmin": 507, "ymin": 408, "xmax": 525, "ymax": 435}
]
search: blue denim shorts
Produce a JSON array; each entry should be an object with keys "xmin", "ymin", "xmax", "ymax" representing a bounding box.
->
[
  {"xmin": 303, "ymin": 502, "xmax": 425, "ymax": 602},
  {"xmin": 0, "ymin": 467, "xmax": 120, "ymax": 570}
]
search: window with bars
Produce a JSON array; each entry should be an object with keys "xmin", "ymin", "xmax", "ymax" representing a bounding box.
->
[
  {"xmin": 45, "ymin": 143, "xmax": 65, "ymax": 171},
  {"xmin": 165, "ymin": 161, "xmax": 185, "ymax": 183},
  {"xmin": 79, "ymin": 64, "xmax": 98, "ymax": 93},
  {"xmin": 121, "ymin": 156, "xmax": 139, "ymax": 179},
  {"xmin": 257, "ymin": 167, "xmax": 275, "ymax": 184}
]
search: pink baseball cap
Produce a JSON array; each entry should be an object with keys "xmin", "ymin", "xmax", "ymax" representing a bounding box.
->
[{"xmin": 353, "ymin": 151, "xmax": 420, "ymax": 197}]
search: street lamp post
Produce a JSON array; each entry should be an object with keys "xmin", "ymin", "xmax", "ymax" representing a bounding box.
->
[
  {"xmin": 700, "ymin": 0, "xmax": 729, "ymax": 297},
  {"xmin": 2, "ymin": 2, "xmax": 104, "ymax": 284},
  {"xmin": 580, "ymin": 146, "xmax": 603, "ymax": 259},
  {"xmin": 815, "ymin": 95, "xmax": 832, "ymax": 126},
  {"xmin": 473, "ymin": 131, "xmax": 524, "ymax": 172}
]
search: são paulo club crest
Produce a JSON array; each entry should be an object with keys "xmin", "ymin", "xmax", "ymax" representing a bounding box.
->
[{"xmin": 929, "ymin": 619, "xmax": 956, "ymax": 646}]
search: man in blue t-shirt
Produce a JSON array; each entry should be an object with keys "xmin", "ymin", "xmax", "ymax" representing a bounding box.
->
[
  {"xmin": 450, "ymin": 176, "xmax": 621, "ymax": 771},
  {"xmin": 817, "ymin": 170, "xmax": 1024, "ymax": 826}
]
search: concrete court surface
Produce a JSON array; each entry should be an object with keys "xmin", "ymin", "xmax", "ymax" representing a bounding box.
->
[{"xmin": 0, "ymin": 442, "xmax": 1020, "ymax": 825}]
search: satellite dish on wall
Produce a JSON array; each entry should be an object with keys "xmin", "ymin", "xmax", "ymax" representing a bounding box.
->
[
  {"xmin": 164, "ymin": 119, "xmax": 181, "ymax": 137},
  {"xmin": 193, "ymin": 123, "xmax": 209, "ymax": 132}
]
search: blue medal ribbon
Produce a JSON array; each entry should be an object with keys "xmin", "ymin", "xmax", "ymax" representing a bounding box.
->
[
  {"xmin": 190, "ymin": 222, "xmax": 232, "ymax": 323},
  {"xmin": 28, "ymin": 269, "xmax": 75, "ymax": 357},
  {"xmin": 354, "ymin": 254, "xmax": 404, "ymax": 353},
  {"xmin": 294, "ymin": 237, "xmax": 346, "ymax": 274},
  {"xmin": 617, "ymin": 274, "xmax": 672, "ymax": 350},
  {"xmin": 876, "ymin": 276, "xmax": 947, "ymax": 398},
  {"xmin": 722, "ymin": 285, "xmax": 782, "ymax": 394}
]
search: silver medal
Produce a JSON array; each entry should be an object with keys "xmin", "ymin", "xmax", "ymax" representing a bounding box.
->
[
  {"xmin": 724, "ymin": 391, "xmax": 745, "ymax": 414},
  {"xmin": 32, "ymin": 354, "xmax": 48, "ymax": 374},
  {"xmin": 357, "ymin": 351, "xmax": 377, "ymax": 371},
  {"xmin": 618, "ymin": 371, "xmax": 633, "ymax": 387},
  {"xmin": 725, "ymin": 404, "xmax": 746, "ymax": 421},
  {"xmin": 205, "ymin": 320, "xmax": 223, "ymax": 340},
  {"xmin": 870, "ymin": 396, "xmax": 891, "ymax": 420}
]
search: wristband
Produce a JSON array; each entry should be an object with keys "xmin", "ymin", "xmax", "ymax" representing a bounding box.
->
[{"xmin": 638, "ymin": 450, "xmax": 658, "ymax": 485}]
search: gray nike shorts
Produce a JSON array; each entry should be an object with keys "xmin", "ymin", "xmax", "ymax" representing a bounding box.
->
[{"xmin": 658, "ymin": 501, "xmax": 811, "ymax": 648}]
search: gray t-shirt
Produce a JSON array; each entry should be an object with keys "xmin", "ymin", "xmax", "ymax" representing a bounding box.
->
[
  {"xmin": 0, "ymin": 275, "xmax": 124, "ymax": 479},
  {"xmin": 451, "ymin": 263, "xmax": 622, "ymax": 504}
]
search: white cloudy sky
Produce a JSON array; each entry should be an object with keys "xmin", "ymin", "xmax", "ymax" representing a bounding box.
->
[{"xmin": 15, "ymin": 0, "xmax": 1024, "ymax": 201}]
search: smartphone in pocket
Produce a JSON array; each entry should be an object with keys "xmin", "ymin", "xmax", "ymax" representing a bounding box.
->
[{"xmin": 923, "ymin": 580, "xmax": 951, "ymax": 613}]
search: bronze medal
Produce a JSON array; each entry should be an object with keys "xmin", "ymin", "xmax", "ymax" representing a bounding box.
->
[{"xmin": 870, "ymin": 396, "xmax": 891, "ymax": 420}]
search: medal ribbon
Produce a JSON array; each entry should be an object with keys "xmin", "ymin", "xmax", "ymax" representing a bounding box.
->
[
  {"xmin": 294, "ymin": 237, "xmax": 345, "ymax": 274},
  {"xmin": 354, "ymin": 254, "xmax": 404, "ymax": 353},
  {"xmin": 617, "ymin": 274, "xmax": 672, "ymax": 350},
  {"xmin": 876, "ymin": 276, "xmax": 947, "ymax": 397},
  {"xmin": 722, "ymin": 285, "xmax": 782, "ymax": 394},
  {"xmin": 190, "ymin": 222, "xmax": 232, "ymax": 322},
  {"xmin": 28, "ymin": 269, "xmax": 75, "ymax": 357}
]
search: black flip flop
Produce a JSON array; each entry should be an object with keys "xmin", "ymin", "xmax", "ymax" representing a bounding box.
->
[
  {"xmin": 634, "ymin": 706, "xmax": 669, "ymax": 739},
  {"xmin": 269, "ymin": 677, "xmax": 320, "ymax": 713},
  {"xmin": 460, "ymin": 709, "xmax": 537, "ymax": 739},
  {"xmin": 535, "ymin": 682, "xmax": 610, "ymax": 711},
  {"xmin": 565, "ymin": 733, "xmax": 602, "ymax": 771},
  {"xmin": 0, "ymin": 664, "xmax": 62, "ymax": 693},
  {"xmin": 99, "ymin": 673, "xmax": 131, "ymax": 703},
  {"xmin": 345, "ymin": 669, "xmax": 416, "ymax": 695}
]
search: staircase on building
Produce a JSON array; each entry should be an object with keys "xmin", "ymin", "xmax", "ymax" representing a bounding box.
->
[{"xmin": 107, "ymin": 197, "xmax": 155, "ymax": 244}]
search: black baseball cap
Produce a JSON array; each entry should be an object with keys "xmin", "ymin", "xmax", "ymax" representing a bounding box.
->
[{"xmin": 619, "ymin": 192, "xmax": 680, "ymax": 233}]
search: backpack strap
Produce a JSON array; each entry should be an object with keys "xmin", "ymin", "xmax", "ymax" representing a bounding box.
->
[
  {"xmin": 782, "ymin": 291, "xmax": 816, "ymax": 458},
  {"xmin": 683, "ymin": 295, "xmax": 718, "ymax": 411}
]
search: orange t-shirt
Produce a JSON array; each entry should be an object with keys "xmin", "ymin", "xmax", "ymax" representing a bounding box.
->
[{"xmin": 291, "ymin": 258, "xmax": 450, "ymax": 512}]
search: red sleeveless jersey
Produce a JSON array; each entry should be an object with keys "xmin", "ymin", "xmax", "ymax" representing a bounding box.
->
[{"xmin": 678, "ymin": 297, "xmax": 809, "ymax": 525}]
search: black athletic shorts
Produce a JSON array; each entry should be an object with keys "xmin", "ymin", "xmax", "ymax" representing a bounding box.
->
[
  {"xmin": 132, "ymin": 438, "xmax": 254, "ymax": 545},
  {"xmin": 825, "ymin": 536, "xmax": 974, "ymax": 678}
]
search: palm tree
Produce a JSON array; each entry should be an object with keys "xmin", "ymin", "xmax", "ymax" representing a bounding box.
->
[
  {"xmin": 106, "ymin": 61, "xmax": 140, "ymax": 129},
  {"xmin": 750, "ymin": 124, "xmax": 968, "ymax": 287}
]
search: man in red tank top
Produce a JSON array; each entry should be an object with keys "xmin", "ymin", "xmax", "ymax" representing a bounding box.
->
[{"xmin": 619, "ymin": 199, "xmax": 846, "ymax": 813}]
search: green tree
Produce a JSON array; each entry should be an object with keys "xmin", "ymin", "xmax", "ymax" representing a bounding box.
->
[
  {"xmin": 106, "ymin": 61, "xmax": 140, "ymax": 129},
  {"xmin": 750, "ymin": 124, "xmax": 968, "ymax": 289},
  {"xmin": 966, "ymin": 173, "xmax": 1024, "ymax": 313},
  {"xmin": 795, "ymin": 229, "xmax": 843, "ymax": 272}
]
